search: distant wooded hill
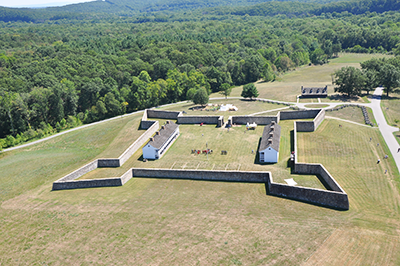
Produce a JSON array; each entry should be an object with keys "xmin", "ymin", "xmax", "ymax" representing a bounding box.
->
[{"xmin": 2, "ymin": 0, "xmax": 400, "ymax": 22}]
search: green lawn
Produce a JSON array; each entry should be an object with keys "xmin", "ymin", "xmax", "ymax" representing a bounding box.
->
[
  {"xmin": 381, "ymin": 91, "xmax": 400, "ymax": 127},
  {"xmin": 79, "ymin": 120, "xmax": 324, "ymax": 189},
  {"xmin": 210, "ymin": 53, "xmax": 391, "ymax": 103},
  {"xmin": 1, "ymin": 113, "xmax": 399, "ymax": 265},
  {"xmin": 381, "ymin": 90, "xmax": 400, "ymax": 143},
  {"xmin": 325, "ymin": 106, "xmax": 368, "ymax": 125}
]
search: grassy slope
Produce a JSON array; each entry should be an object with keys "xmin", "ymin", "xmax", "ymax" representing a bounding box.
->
[
  {"xmin": 210, "ymin": 53, "xmax": 392, "ymax": 103},
  {"xmin": 299, "ymin": 119, "xmax": 400, "ymax": 265},
  {"xmin": 326, "ymin": 106, "xmax": 368, "ymax": 125},
  {"xmin": 381, "ymin": 90, "xmax": 400, "ymax": 144},
  {"xmin": 1, "ymin": 53, "xmax": 400, "ymax": 265},
  {"xmin": 381, "ymin": 91, "xmax": 400, "ymax": 127},
  {"xmin": 79, "ymin": 119, "xmax": 323, "ymax": 189}
]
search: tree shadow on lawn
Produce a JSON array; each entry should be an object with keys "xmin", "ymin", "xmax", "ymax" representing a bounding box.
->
[
  {"xmin": 240, "ymin": 98, "xmax": 258, "ymax": 102},
  {"xmin": 328, "ymin": 94, "xmax": 361, "ymax": 102},
  {"xmin": 380, "ymin": 95, "xmax": 400, "ymax": 100},
  {"xmin": 394, "ymin": 132, "xmax": 400, "ymax": 145}
]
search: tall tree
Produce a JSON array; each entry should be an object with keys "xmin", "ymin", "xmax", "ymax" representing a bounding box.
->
[
  {"xmin": 0, "ymin": 91, "xmax": 17, "ymax": 135},
  {"xmin": 378, "ymin": 64, "xmax": 400, "ymax": 97},
  {"xmin": 243, "ymin": 54, "xmax": 265, "ymax": 83},
  {"xmin": 220, "ymin": 83, "xmax": 232, "ymax": 99},
  {"xmin": 241, "ymin": 83, "xmax": 259, "ymax": 100},
  {"xmin": 29, "ymin": 87, "xmax": 52, "ymax": 125},
  {"xmin": 333, "ymin": 66, "xmax": 366, "ymax": 97},
  {"xmin": 363, "ymin": 69, "xmax": 378, "ymax": 95},
  {"xmin": 193, "ymin": 88, "xmax": 209, "ymax": 106}
]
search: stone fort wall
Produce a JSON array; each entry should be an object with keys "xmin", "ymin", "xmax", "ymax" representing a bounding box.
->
[
  {"xmin": 143, "ymin": 109, "xmax": 224, "ymax": 127},
  {"xmin": 52, "ymin": 106, "xmax": 349, "ymax": 210},
  {"xmin": 119, "ymin": 121, "xmax": 159, "ymax": 165},
  {"xmin": 52, "ymin": 120, "xmax": 159, "ymax": 190},
  {"xmin": 55, "ymin": 160, "xmax": 99, "ymax": 183},
  {"xmin": 268, "ymin": 181, "xmax": 349, "ymax": 209},
  {"xmin": 53, "ymin": 177, "xmax": 123, "ymax": 190},
  {"xmin": 279, "ymin": 116, "xmax": 349, "ymax": 210},
  {"xmin": 228, "ymin": 116, "xmax": 278, "ymax": 126},
  {"xmin": 147, "ymin": 109, "xmax": 181, "ymax": 119},
  {"xmin": 177, "ymin": 115, "xmax": 224, "ymax": 127},
  {"xmin": 131, "ymin": 168, "xmax": 269, "ymax": 183}
]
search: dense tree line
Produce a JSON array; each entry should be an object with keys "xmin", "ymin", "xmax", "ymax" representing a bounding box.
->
[
  {"xmin": 2, "ymin": 3, "xmax": 400, "ymax": 148},
  {"xmin": 0, "ymin": 14, "xmax": 341, "ymax": 145},
  {"xmin": 3, "ymin": 0, "xmax": 400, "ymax": 23},
  {"xmin": 333, "ymin": 56, "xmax": 400, "ymax": 97}
]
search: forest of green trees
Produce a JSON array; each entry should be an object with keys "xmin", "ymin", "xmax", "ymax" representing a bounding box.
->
[{"xmin": 1, "ymin": 0, "xmax": 400, "ymax": 149}]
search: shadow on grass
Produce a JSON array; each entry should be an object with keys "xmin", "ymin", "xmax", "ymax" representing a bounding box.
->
[
  {"xmin": 380, "ymin": 95, "xmax": 400, "ymax": 100},
  {"xmin": 240, "ymin": 98, "xmax": 258, "ymax": 102},
  {"xmin": 286, "ymin": 130, "xmax": 295, "ymax": 172},
  {"xmin": 290, "ymin": 130, "xmax": 294, "ymax": 153},
  {"xmin": 394, "ymin": 132, "xmax": 400, "ymax": 145},
  {"xmin": 316, "ymin": 174, "xmax": 334, "ymax": 191},
  {"xmin": 299, "ymin": 96, "xmax": 328, "ymax": 100},
  {"xmin": 328, "ymin": 94, "xmax": 360, "ymax": 102},
  {"xmin": 137, "ymin": 154, "xmax": 154, "ymax": 162}
]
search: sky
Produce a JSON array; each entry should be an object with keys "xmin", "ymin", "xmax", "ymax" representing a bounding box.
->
[{"xmin": 0, "ymin": 0, "xmax": 98, "ymax": 8}]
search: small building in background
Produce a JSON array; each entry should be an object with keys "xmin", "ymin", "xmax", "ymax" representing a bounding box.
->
[
  {"xmin": 301, "ymin": 86, "xmax": 328, "ymax": 98},
  {"xmin": 259, "ymin": 121, "xmax": 281, "ymax": 163},
  {"xmin": 142, "ymin": 121, "xmax": 180, "ymax": 160}
]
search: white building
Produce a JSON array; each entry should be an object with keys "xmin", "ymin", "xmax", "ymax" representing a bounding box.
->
[
  {"xmin": 142, "ymin": 121, "xmax": 180, "ymax": 160},
  {"xmin": 258, "ymin": 121, "xmax": 281, "ymax": 163}
]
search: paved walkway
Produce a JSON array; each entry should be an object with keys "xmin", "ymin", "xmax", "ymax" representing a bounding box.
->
[{"xmin": 369, "ymin": 87, "xmax": 400, "ymax": 173}]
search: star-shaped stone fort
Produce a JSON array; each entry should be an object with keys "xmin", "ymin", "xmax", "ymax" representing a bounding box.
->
[{"xmin": 53, "ymin": 107, "xmax": 349, "ymax": 210}]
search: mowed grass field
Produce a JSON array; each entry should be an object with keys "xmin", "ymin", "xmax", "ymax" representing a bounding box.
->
[
  {"xmin": 325, "ymin": 106, "xmax": 370, "ymax": 125},
  {"xmin": 381, "ymin": 90, "xmax": 400, "ymax": 143},
  {"xmin": 79, "ymin": 119, "xmax": 324, "ymax": 189},
  {"xmin": 210, "ymin": 53, "xmax": 391, "ymax": 103},
  {"xmin": 381, "ymin": 91, "xmax": 400, "ymax": 127},
  {"xmin": 1, "ymin": 53, "xmax": 400, "ymax": 265},
  {"xmin": 298, "ymin": 118, "xmax": 400, "ymax": 266}
]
